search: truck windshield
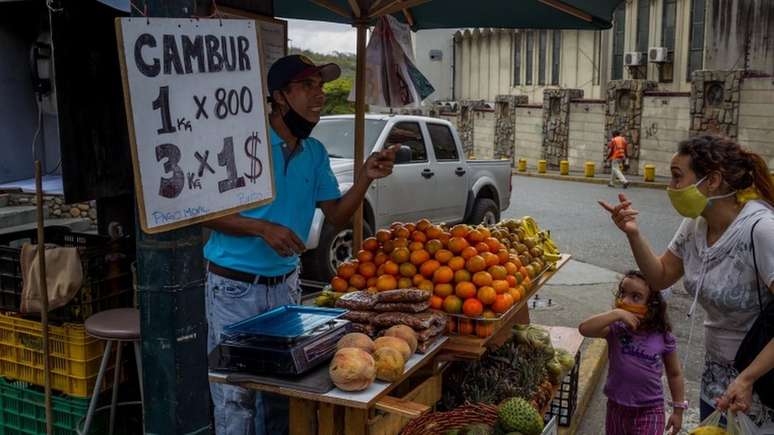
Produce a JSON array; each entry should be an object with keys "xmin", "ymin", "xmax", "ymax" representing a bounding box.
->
[{"xmin": 311, "ymin": 118, "xmax": 386, "ymax": 159}]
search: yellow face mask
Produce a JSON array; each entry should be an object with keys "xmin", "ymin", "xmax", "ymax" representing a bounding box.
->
[{"xmin": 666, "ymin": 176, "xmax": 736, "ymax": 218}]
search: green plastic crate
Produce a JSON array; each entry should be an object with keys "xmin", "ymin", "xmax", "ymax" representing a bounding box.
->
[{"xmin": 0, "ymin": 377, "xmax": 91, "ymax": 435}]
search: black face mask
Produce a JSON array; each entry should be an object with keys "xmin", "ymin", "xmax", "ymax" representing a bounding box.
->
[{"xmin": 282, "ymin": 95, "xmax": 317, "ymax": 139}]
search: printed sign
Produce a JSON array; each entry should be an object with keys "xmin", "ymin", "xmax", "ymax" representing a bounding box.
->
[{"xmin": 116, "ymin": 18, "xmax": 274, "ymax": 233}]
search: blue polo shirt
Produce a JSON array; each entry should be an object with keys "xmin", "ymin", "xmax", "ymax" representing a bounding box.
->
[{"xmin": 204, "ymin": 128, "xmax": 341, "ymax": 276}]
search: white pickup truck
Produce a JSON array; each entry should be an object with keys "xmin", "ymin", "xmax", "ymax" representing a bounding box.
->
[{"xmin": 302, "ymin": 114, "xmax": 513, "ymax": 281}]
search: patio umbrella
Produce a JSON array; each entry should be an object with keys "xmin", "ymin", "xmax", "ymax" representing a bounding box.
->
[{"xmin": 260, "ymin": 0, "xmax": 625, "ymax": 248}]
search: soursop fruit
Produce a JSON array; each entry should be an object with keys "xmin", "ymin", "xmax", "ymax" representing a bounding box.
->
[{"xmin": 497, "ymin": 397, "xmax": 544, "ymax": 435}]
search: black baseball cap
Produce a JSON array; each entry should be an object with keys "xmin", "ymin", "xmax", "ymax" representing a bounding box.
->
[{"xmin": 267, "ymin": 55, "xmax": 341, "ymax": 95}]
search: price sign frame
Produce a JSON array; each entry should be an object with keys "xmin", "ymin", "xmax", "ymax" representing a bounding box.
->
[{"xmin": 115, "ymin": 17, "xmax": 275, "ymax": 234}]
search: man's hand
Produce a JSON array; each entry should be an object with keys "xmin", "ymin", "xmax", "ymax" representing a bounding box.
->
[
  {"xmin": 364, "ymin": 144, "xmax": 398, "ymax": 180},
  {"xmin": 257, "ymin": 221, "xmax": 306, "ymax": 257},
  {"xmin": 716, "ymin": 375, "xmax": 753, "ymax": 413},
  {"xmin": 665, "ymin": 411, "xmax": 683, "ymax": 435}
]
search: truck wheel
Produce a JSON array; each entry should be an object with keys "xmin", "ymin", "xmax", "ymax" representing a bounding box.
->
[
  {"xmin": 467, "ymin": 198, "xmax": 500, "ymax": 226},
  {"xmin": 301, "ymin": 221, "xmax": 373, "ymax": 282}
]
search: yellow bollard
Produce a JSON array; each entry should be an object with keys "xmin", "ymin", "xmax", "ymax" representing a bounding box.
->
[
  {"xmin": 518, "ymin": 158, "xmax": 527, "ymax": 172},
  {"xmin": 644, "ymin": 164, "xmax": 656, "ymax": 182},
  {"xmin": 584, "ymin": 161, "xmax": 595, "ymax": 177},
  {"xmin": 560, "ymin": 160, "xmax": 569, "ymax": 176},
  {"xmin": 538, "ymin": 160, "xmax": 547, "ymax": 174}
]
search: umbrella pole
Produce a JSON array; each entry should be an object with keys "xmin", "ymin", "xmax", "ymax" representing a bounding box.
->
[
  {"xmin": 34, "ymin": 161, "xmax": 53, "ymax": 435},
  {"xmin": 352, "ymin": 21, "xmax": 368, "ymax": 252}
]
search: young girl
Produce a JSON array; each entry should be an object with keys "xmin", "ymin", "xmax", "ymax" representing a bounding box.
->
[{"xmin": 579, "ymin": 270, "xmax": 685, "ymax": 435}]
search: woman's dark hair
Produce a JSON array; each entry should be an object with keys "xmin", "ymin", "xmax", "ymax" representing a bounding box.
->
[
  {"xmin": 677, "ymin": 135, "xmax": 774, "ymax": 207},
  {"xmin": 616, "ymin": 270, "xmax": 672, "ymax": 333},
  {"xmin": 612, "ymin": 130, "xmax": 621, "ymax": 137}
]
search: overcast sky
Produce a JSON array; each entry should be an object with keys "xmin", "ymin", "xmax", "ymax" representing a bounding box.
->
[{"xmin": 286, "ymin": 18, "xmax": 357, "ymax": 54}]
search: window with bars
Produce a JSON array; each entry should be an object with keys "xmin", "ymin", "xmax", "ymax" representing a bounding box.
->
[
  {"xmin": 551, "ymin": 31, "xmax": 561, "ymax": 85},
  {"xmin": 538, "ymin": 30, "xmax": 547, "ymax": 85},
  {"xmin": 526, "ymin": 31, "xmax": 534, "ymax": 85},
  {"xmin": 687, "ymin": 0, "xmax": 705, "ymax": 81},
  {"xmin": 636, "ymin": 0, "xmax": 650, "ymax": 53},
  {"xmin": 662, "ymin": 0, "xmax": 677, "ymax": 51},
  {"xmin": 513, "ymin": 33, "xmax": 521, "ymax": 85},
  {"xmin": 612, "ymin": 4, "xmax": 626, "ymax": 80}
]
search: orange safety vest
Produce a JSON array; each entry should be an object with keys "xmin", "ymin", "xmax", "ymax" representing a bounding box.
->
[{"xmin": 608, "ymin": 136, "xmax": 627, "ymax": 160}]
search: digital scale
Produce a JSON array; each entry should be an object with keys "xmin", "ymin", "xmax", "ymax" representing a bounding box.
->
[{"xmin": 208, "ymin": 305, "xmax": 352, "ymax": 376}]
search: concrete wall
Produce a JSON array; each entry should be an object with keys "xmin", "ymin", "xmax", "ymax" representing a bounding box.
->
[
  {"xmin": 513, "ymin": 105, "xmax": 544, "ymax": 163},
  {"xmin": 639, "ymin": 94, "xmax": 692, "ymax": 176},
  {"xmin": 472, "ymin": 109, "xmax": 496, "ymax": 159},
  {"xmin": 439, "ymin": 113, "xmax": 458, "ymax": 129},
  {"xmin": 738, "ymin": 78, "xmax": 774, "ymax": 168},
  {"xmin": 567, "ymin": 101, "xmax": 606, "ymax": 169},
  {"xmin": 705, "ymin": 0, "xmax": 774, "ymax": 76},
  {"xmin": 414, "ymin": 29, "xmax": 456, "ymax": 102}
]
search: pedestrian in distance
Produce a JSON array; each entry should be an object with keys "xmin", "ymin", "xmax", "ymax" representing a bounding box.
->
[
  {"xmin": 580, "ymin": 270, "xmax": 685, "ymax": 435},
  {"xmin": 607, "ymin": 130, "xmax": 631, "ymax": 189}
]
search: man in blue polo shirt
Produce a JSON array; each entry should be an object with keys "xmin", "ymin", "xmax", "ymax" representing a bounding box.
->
[{"xmin": 203, "ymin": 55, "xmax": 397, "ymax": 435}]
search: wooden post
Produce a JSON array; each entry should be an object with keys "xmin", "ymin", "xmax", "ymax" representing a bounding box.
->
[
  {"xmin": 34, "ymin": 161, "xmax": 53, "ymax": 435},
  {"xmin": 352, "ymin": 21, "xmax": 368, "ymax": 252}
]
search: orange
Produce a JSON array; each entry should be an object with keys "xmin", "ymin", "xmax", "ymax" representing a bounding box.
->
[
  {"xmin": 434, "ymin": 249, "xmax": 454, "ymax": 264},
  {"xmin": 475, "ymin": 321, "xmax": 494, "ymax": 338},
  {"xmin": 467, "ymin": 229, "xmax": 485, "ymax": 243},
  {"xmin": 433, "ymin": 266, "xmax": 454, "ymax": 284},
  {"xmin": 477, "ymin": 286, "xmax": 497, "ymax": 305},
  {"xmin": 437, "ymin": 232, "xmax": 451, "ymax": 246},
  {"xmin": 519, "ymin": 266, "xmax": 530, "ymax": 280},
  {"xmin": 504, "ymin": 261, "xmax": 519, "ymax": 276},
  {"xmin": 458, "ymin": 318, "xmax": 474, "ymax": 335},
  {"xmin": 478, "ymin": 227, "xmax": 491, "ymax": 239},
  {"xmin": 462, "ymin": 298, "xmax": 484, "ymax": 317},
  {"xmin": 382, "ymin": 240, "xmax": 395, "ymax": 253},
  {"xmin": 350, "ymin": 274, "xmax": 367, "ymax": 290},
  {"xmin": 404, "ymin": 223, "xmax": 416, "ymax": 233},
  {"xmin": 383, "ymin": 261, "xmax": 399, "ymax": 275},
  {"xmin": 482, "ymin": 309, "xmax": 497, "ymax": 319},
  {"xmin": 455, "ymin": 281, "xmax": 477, "ymax": 299},
  {"xmin": 359, "ymin": 262, "xmax": 377, "ymax": 278},
  {"xmin": 409, "ymin": 241, "xmax": 425, "ymax": 252},
  {"xmin": 393, "ymin": 238, "xmax": 409, "ymax": 249},
  {"xmin": 496, "ymin": 249, "xmax": 510, "ymax": 264},
  {"xmin": 389, "ymin": 222, "xmax": 403, "ymax": 231},
  {"xmin": 509, "ymin": 255, "xmax": 523, "ymax": 268},
  {"xmin": 454, "ymin": 269, "xmax": 471, "ymax": 283},
  {"xmin": 410, "ymin": 249, "xmax": 431, "ymax": 266},
  {"xmin": 367, "ymin": 286, "xmax": 378, "ymax": 293},
  {"xmin": 448, "ymin": 237, "xmax": 469, "ymax": 254},
  {"xmin": 391, "ymin": 247, "xmax": 411, "ymax": 264},
  {"xmin": 412, "ymin": 231, "xmax": 427, "ymax": 243},
  {"xmin": 488, "ymin": 265, "xmax": 508, "ymax": 280},
  {"xmin": 475, "ymin": 242, "xmax": 490, "ymax": 253},
  {"xmin": 434, "ymin": 283, "xmax": 454, "ymax": 298},
  {"xmin": 357, "ymin": 250, "xmax": 373, "ymax": 263},
  {"xmin": 450, "ymin": 224, "xmax": 470, "ymax": 238},
  {"xmin": 482, "ymin": 252, "xmax": 500, "ymax": 267},
  {"xmin": 426, "ymin": 226, "xmax": 444, "ymax": 240},
  {"xmin": 425, "ymin": 239, "xmax": 443, "ymax": 255},
  {"xmin": 363, "ymin": 237, "xmax": 379, "ymax": 252},
  {"xmin": 394, "ymin": 226, "xmax": 410, "ymax": 239},
  {"xmin": 374, "ymin": 252, "xmax": 388, "ymax": 266},
  {"xmin": 492, "ymin": 279, "xmax": 510, "ymax": 294},
  {"xmin": 513, "ymin": 271, "xmax": 524, "ymax": 284},
  {"xmin": 377, "ymin": 264, "xmax": 386, "ymax": 276},
  {"xmin": 420, "ymin": 259, "xmax": 441, "ymax": 277},
  {"xmin": 430, "ymin": 295, "xmax": 444, "ymax": 310},
  {"xmin": 331, "ymin": 277, "xmax": 348, "ymax": 293},
  {"xmin": 461, "ymin": 246, "xmax": 479, "ymax": 260},
  {"xmin": 376, "ymin": 274, "xmax": 398, "ymax": 291},
  {"xmin": 472, "ymin": 271, "xmax": 493, "ymax": 287},
  {"xmin": 443, "ymin": 295, "xmax": 463, "ymax": 314},
  {"xmin": 515, "ymin": 285, "xmax": 526, "ymax": 298},
  {"xmin": 376, "ymin": 229, "xmax": 392, "ymax": 243},
  {"xmin": 508, "ymin": 287, "xmax": 522, "ymax": 302},
  {"xmin": 337, "ymin": 262, "xmax": 357, "ymax": 280},
  {"xmin": 418, "ymin": 280, "xmax": 434, "ymax": 292},
  {"xmin": 367, "ymin": 277, "xmax": 378, "ymax": 287},
  {"xmin": 522, "ymin": 276, "xmax": 532, "ymax": 290},
  {"xmin": 465, "ymin": 255, "xmax": 487, "ymax": 273},
  {"xmin": 416, "ymin": 218, "xmax": 432, "ymax": 232},
  {"xmin": 448, "ymin": 256, "xmax": 466, "ymax": 271},
  {"xmin": 397, "ymin": 277, "xmax": 413, "ymax": 289},
  {"xmin": 506, "ymin": 275, "xmax": 518, "ymax": 288},
  {"xmin": 399, "ymin": 262, "xmax": 417, "ymax": 277},
  {"xmin": 485, "ymin": 237, "xmax": 502, "ymax": 252},
  {"xmin": 492, "ymin": 293, "xmax": 514, "ymax": 313}
]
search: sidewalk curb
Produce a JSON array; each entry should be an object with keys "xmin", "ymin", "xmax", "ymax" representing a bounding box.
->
[
  {"xmin": 513, "ymin": 170, "xmax": 668, "ymax": 190},
  {"xmin": 559, "ymin": 338, "xmax": 608, "ymax": 435}
]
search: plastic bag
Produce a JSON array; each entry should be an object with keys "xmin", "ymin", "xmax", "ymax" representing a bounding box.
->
[{"xmin": 690, "ymin": 410, "xmax": 763, "ymax": 435}]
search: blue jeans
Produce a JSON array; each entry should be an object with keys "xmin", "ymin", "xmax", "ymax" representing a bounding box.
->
[{"xmin": 206, "ymin": 268, "xmax": 301, "ymax": 435}]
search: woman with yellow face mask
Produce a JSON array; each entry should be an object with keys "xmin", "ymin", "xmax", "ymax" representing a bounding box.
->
[{"xmin": 600, "ymin": 135, "xmax": 774, "ymax": 428}]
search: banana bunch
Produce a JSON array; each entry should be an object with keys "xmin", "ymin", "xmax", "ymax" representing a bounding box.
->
[
  {"xmin": 314, "ymin": 288, "xmax": 346, "ymax": 307},
  {"xmin": 521, "ymin": 216, "xmax": 561, "ymax": 263},
  {"xmin": 490, "ymin": 216, "xmax": 561, "ymax": 277},
  {"xmin": 688, "ymin": 427, "xmax": 728, "ymax": 435}
]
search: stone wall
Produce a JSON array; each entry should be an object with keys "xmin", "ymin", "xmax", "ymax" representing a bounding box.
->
[
  {"xmin": 513, "ymin": 105, "xmax": 545, "ymax": 165},
  {"xmin": 690, "ymin": 70, "xmax": 743, "ymax": 138},
  {"xmin": 494, "ymin": 95, "xmax": 528, "ymax": 161},
  {"xmin": 738, "ymin": 77, "xmax": 774, "ymax": 168},
  {"xmin": 542, "ymin": 88, "xmax": 584, "ymax": 167},
  {"xmin": 472, "ymin": 109, "xmax": 496, "ymax": 159},
  {"xmin": 8, "ymin": 194, "xmax": 97, "ymax": 225},
  {"xmin": 458, "ymin": 101, "xmax": 478, "ymax": 158},
  {"xmin": 640, "ymin": 94, "xmax": 692, "ymax": 177},
  {"xmin": 567, "ymin": 101, "xmax": 607, "ymax": 169},
  {"xmin": 605, "ymin": 80, "xmax": 658, "ymax": 174}
]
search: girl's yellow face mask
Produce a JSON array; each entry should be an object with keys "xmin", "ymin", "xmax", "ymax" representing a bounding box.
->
[{"xmin": 666, "ymin": 176, "xmax": 736, "ymax": 218}]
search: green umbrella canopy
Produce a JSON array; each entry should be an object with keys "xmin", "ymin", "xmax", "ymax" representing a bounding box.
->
[{"xmin": 274, "ymin": 0, "xmax": 622, "ymax": 30}]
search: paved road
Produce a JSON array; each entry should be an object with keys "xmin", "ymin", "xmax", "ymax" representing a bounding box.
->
[{"xmin": 503, "ymin": 175, "xmax": 684, "ymax": 274}]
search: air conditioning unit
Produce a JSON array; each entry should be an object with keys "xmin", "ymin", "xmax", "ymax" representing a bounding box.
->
[
  {"xmin": 648, "ymin": 47, "xmax": 671, "ymax": 63},
  {"xmin": 624, "ymin": 52, "xmax": 646, "ymax": 67}
]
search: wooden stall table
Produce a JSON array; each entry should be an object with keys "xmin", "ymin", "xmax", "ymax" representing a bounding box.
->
[
  {"xmin": 439, "ymin": 254, "xmax": 572, "ymax": 360},
  {"xmin": 210, "ymin": 337, "xmax": 448, "ymax": 435}
]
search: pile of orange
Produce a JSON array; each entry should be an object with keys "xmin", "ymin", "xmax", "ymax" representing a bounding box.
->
[{"xmin": 330, "ymin": 220, "xmax": 533, "ymax": 332}]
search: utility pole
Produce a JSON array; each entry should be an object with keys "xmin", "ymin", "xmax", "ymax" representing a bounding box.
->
[{"xmin": 135, "ymin": 1, "xmax": 211, "ymax": 434}]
